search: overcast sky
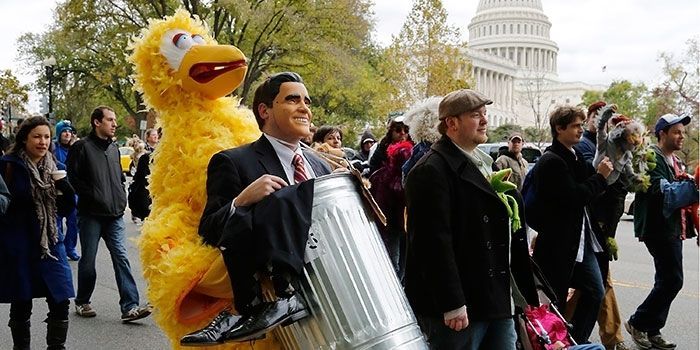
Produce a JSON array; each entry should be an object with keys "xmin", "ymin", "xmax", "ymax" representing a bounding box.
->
[{"xmin": 2, "ymin": 0, "xmax": 698, "ymax": 113}]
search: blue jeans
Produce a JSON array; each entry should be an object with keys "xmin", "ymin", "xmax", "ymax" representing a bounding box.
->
[
  {"xmin": 418, "ymin": 315, "xmax": 516, "ymax": 349},
  {"xmin": 56, "ymin": 206, "xmax": 80, "ymax": 256},
  {"xmin": 382, "ymin": 228, "xmax": 406, "ymax": 282},
  {"xmin": 75, "ymin": 214, "xmax": 140, "ymax": 313},
  {"xmin": 569, "ymin": 242, "xmax": 605, "ymax": 344},
  {"xmin": 629, "ymin": 236, "xmax": 683, "ymax": 335}
]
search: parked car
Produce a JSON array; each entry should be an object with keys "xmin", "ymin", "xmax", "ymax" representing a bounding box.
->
[
  {"xmin": 477, "ymin": 142, "xmax": 543, "ymax": 171},
  {"xmin": 119, "ymin": 146, "xmax": 134, "ymax": 175}
]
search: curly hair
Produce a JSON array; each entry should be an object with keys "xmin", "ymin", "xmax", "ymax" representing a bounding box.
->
[{"xmin": 404, "ymin": 96, "xmax": 442, "ymax": 144}]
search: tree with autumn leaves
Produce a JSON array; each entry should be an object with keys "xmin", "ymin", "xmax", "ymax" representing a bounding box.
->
[
  {"xmin": 13, "ymin": 0, "xmax": 470, "ymax": 140},
  {"xmin": 382, "ymin": 0, "xmax": 473, "ymax": 113}
]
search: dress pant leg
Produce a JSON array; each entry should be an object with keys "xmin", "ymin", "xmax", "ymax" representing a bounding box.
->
[{"xmin": 223, "ymin": 230, "xmax": 262, "ymax": 313}]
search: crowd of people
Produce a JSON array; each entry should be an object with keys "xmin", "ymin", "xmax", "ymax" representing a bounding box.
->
[
  {"xmin": 0, "ymin": 70, "xmax": 697, "ymax": 350},
  {"xmin": 0, "ymin": 109, "xmax": 155, "ymax": 349}
]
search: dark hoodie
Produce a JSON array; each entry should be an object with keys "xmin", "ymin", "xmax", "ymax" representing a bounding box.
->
[{"xmin": 357, "ymin": 129, "xmax": 376, "ymax": 161}]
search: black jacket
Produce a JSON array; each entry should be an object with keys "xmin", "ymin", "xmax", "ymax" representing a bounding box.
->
[
  {"xmin": 198, "ymin": 135, "xmax": 331, "ymax": 247},
  {"xmin": 404, "ymin": 136, "xmax": 514, "ymax": 321},
  {"xmin": 128, "ymin": 152, "xmax": 151, "ymax": 220},
  {"xmin": 531, "ymin": 139, "xmax": 607, "ymax": 305},
  {"xmin": 67, "ymin": 132, "xmax": 126, "ymax": 217}
]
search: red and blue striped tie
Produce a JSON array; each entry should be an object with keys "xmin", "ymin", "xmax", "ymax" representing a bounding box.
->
[{"xmin": 292, "ymin": 153, "xmax": 308, "ymax": 184}]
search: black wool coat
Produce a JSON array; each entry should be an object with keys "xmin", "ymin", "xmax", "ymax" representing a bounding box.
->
[
  {"xmin": 531, "ymin": 139, "xmax": 607, "ymax": 306},
  {"xmin": 404, "ymin": 136, "xmax": 514, "ymax": 321}
]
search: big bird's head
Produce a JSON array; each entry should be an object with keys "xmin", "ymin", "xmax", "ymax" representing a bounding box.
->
[{"xmin": 129, "ymin": 9, "xmax": 247, "ymax": 109}]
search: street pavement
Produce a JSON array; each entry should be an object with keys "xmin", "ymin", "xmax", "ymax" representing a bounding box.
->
[{"xmin": 0, "ymin": 211, "xmax": 698, "ymax": 349}]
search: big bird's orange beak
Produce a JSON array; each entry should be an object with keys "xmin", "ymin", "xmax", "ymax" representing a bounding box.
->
[{"xmin": 177, "ymin": 45, "xmax": 247, "ymax": 100}]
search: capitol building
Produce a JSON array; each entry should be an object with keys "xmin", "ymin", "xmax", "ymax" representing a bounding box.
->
[{"xmin": 465, "ymin": 0, "xmax": 605, "ymax": 127}]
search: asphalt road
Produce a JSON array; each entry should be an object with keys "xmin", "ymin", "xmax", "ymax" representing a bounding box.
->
[{"xmin": 0, "ymin": 212, "xmax": 697, "ymax": 349}]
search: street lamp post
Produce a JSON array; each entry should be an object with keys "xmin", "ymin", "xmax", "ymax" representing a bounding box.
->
[{"xmin": 42, "ymin": 56, "xmax": 56, "ymax": 120}]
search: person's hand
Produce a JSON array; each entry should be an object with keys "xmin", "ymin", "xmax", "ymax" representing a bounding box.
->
[
  {"xmin": 551, "ymin": 340, "xmax": 567, "ymax": 350},
  {"xmin": 443, "ymin": 305, "xmax": 468, "ymax": 331},
  {"xmin": 233, "ymin": 174, "xmax": 287, "ymax": 207},
  {"xmin": 597, "ymin": 156, "xmax": 613, "ymax": 178},
  {"xmin": 606, "ymin": 237, "xmax": 619, "ymax": 261}
]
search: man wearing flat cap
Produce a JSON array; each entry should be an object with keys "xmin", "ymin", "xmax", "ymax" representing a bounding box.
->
[
  {"xmin": 495, "ymin": 132, "xmax": 528, "ymax": 191},
  {"xmin": 404, "ymin": 89, "xmax": 520, "ymax": 349},
  {"xmin": 626, "ymin": 113, "xmax": 698, "ymax": 350}
]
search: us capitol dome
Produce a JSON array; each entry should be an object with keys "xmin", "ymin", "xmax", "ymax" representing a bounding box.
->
[{"xmin": 465, "ymin": 0, "xmax": 605, "ymax": 128}]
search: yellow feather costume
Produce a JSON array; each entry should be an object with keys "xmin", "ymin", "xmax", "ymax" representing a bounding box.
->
[{"xmin": 128, "ymin": 9, "xmax": 279, "ymax": 349}]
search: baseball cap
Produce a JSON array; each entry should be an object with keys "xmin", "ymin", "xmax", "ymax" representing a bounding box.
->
[
  {"xmin": 508, "ymin": 132, "xmax": 523, "ymax": 142},
  {"xmin": 439, "ymin": 89, "xmax": 493, "ymax": 120},
  {"xmin": 654, "ymin": 113, "xmax": 691, "ymax": 136}
]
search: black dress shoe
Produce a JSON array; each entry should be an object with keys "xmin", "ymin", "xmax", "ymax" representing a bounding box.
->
[
  {"xmin": 223, "ymin": 293, "xmax": 309, "ymax": 343},
  {"xmin": 180, "ymin": 309, "xmax": 241, "ymax": 347}
]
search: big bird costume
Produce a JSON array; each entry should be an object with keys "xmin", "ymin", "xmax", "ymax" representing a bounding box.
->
[{"xmin": 129, "ymin": 9, "xmax": 279, "ymax": 349}]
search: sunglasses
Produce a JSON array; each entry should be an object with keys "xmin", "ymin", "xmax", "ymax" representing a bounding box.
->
[{"xmin": 392, "ymin": 125, "xmax": 409, "ymax": 133}]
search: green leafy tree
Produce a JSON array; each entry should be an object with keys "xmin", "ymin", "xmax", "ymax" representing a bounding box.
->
[
  {"xmin": 580, "ymin": 90, "xmax": 603, "ymax": 108},
  {"xmin": 16, "ymin": 0, "xmax": 390, "ymax": 138},
  {"xmin": 0, "ymin": 70, "xmax": 30, "ymax": 116},
  {"xmin": 602, "ymin": 80, "xmax": 648, "ymax": 118},
  {"xmin": 524, "ymin": 126, "xmax": 551, "ymax": 148},
  {"xmin": 384, "ymin": 0, "xmax": 473, "ymax": 109},
  {"xmin": 488, "ymin": 124, "xmax": 522, "ymax": 143}
]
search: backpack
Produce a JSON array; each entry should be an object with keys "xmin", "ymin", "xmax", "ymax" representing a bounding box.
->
[
  {"xmin": 521, "ymin": 162, "xmax": 542, "ymax": 231},
  {"xmin": 522, "ymin": 150, "xmax": 561, "ymax": 232}
]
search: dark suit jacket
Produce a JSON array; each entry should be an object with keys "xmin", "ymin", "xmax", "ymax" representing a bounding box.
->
[
  {"xmin": 531, "ymin": 139, "xmax": 607, "ymax": 307},
  {"xmin": 404, "ymin": 135, "xmax": 514, "ymax": 321},
  {"xmin": 198, "ymin": 135, "xmax": 332, "ymax": 247}
]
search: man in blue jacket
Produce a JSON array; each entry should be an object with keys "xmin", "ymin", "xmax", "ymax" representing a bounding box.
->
[{"xmin": 53, "ymin": 120, "xmax": 80, "ymax": 260}]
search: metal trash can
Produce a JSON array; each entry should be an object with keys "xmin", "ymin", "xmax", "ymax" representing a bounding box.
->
[{"xmin": 272, "ymin": 173, "xmax": 427, "ymax": 350}]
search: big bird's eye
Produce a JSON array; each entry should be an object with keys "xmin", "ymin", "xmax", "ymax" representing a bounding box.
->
[
  {"xmin": 192, "ymin": 34, "xmax": 205, "ymax": 44},
  {"xmin": 172, "ymin": 33, "xmax": 195, "ymax": 50}
]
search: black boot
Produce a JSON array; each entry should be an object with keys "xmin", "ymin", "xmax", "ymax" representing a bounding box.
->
[
  {"xmin": 45, "ymin": 319, "xmax": 68, "ymax": 350},
  {"xmin": 8, "ymin": 319, "xmax": 30, "ymax": 350}
]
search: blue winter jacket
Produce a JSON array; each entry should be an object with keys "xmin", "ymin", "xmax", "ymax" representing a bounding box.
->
[{"xmin": 0, "ymin": 155, "xmax": 75, "ymax": 302}]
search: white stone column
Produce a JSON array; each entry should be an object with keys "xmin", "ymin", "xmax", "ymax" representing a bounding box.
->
[
  {"xmin": 507, "ymin": 76, "xmax": 513, "ymax": 110},
  {"xmin": 484, "ymin": 70, "xmax": 490, "ymax": 97},
  {"xmin": 497, "ymin": 73, "xmax": 503, "ymax": 106},
  {"xmin": 473, "ymin": 66, "xmax": 481, "ymax": 91},
  {"xmin": 528, "ymin": 48, "xmax": 533, "ymax": 68}
]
